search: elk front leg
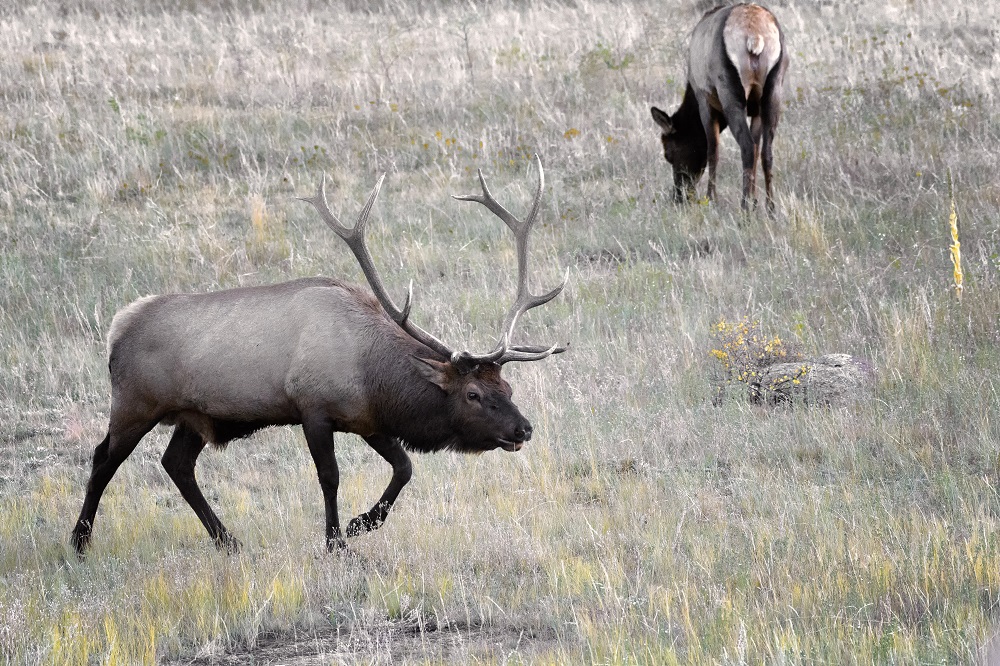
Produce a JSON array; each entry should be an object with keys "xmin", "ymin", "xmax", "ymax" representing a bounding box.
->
[
  {"xmin": 302, "ymin": 417, "xmax": 346, "ymax": 551},
  {"xmin": 699, "ymin": 106, "xmax": 722, "ymax": 202},
  {"xmin": 161, "ymin": 424, "xmax": 239, "ymax": 553},
  {"xmin": 346, "ymin": 435, "xmax": 412, "ymax": 538}
]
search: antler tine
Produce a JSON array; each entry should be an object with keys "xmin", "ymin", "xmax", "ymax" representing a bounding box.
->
[
  {"xmin": 300, "ymin": 174, "xmax": 453, "ymax": 359},
  {"xmin": 452, "ymin": 170, "xmax": 520, "ymax": 233},
  {"xmin": 452, "ymin": 155, "xmax": 567, "ymax": 366},
  {"xmin": 503, "ymin": 342, "xmax": 567, "ymax": 362}
]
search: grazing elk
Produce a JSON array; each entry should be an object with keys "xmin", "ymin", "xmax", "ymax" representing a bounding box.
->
[
  {"xmin": 651, "ymin": 3, "xmax": 789, "ymax": 213},
  {"xmin": 71, "ymin": 156, "xmax": 566, "ymax": 555}
]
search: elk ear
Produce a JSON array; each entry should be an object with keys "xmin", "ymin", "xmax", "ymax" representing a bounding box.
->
[
  {"xmin": 410, "ymin": 356, "xmax": 453, "ymax": 391},
  {"xmin": 651, "ymin": 106, "xmax": 673, "ymax": 132}
]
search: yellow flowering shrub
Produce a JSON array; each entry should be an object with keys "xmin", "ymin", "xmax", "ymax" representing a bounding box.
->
[{"xmin": 709, "ymin": 317, "xmax": 805, "ymax": 403}]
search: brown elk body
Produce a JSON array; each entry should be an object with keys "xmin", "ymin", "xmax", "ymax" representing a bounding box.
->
[
  {"xmin": 651, "ymin": 3, "xmax": 788, "ymax": 212},
  {"xmin": 71, "ymin": 159, "xmax": 565, "ymax": 555}
]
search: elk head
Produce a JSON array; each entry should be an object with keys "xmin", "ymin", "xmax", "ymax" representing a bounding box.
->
[
  {"xmin": 651, "ymin": 104, "xmax": 707, "ymax": 204},
  {"xmin": 410, "ymin": 357, "xmax": 529, "ymax": 452}
]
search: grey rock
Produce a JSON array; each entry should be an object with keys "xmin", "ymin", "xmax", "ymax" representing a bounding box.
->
[{"xmin": 751, "ymin": 353, "xmax": 876, "ymax": 406}]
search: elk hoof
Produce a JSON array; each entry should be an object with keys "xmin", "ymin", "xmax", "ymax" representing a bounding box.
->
[
  {"xmin": 70, "ymin": 523, "xmax": 91, "ymax": 557},
  {"xmin": 70, "ymin": 535, "xmax": 89, "ymax": 559},
  {"xmin": 346, "ymin": 515, "xmax": 381, "ymax": 538},
  {"xmin": 215, "ymin": 534, "xmax": 242, "ymax": 555}
]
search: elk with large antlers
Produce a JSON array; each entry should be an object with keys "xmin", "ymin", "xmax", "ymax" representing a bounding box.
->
[{"xmin": 71, "ymin": 157, "xmax": 565, "ymax": 555}]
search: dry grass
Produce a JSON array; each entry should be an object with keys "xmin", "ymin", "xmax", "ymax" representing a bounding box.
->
[{"xmin": 1, "ymin": 0, "xmax": 999, "ymax": 663}]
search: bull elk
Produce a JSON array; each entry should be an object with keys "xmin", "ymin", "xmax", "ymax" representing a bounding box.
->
[
  {"xmin": 651, "ymin": 3, "xmax": 789, "ymax": 213},
  {"xmin": 70, "ymin": 156, "xmax": 566, "ymax": 555}
]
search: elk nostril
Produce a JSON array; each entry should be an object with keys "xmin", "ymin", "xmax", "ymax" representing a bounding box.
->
[{"xmin": 516, "ymin": 424, "xmax": 533, "ymax": 442}]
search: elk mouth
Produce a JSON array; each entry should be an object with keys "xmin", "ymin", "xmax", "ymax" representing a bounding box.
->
[{"xmin": 497, "ymin": 438, "xmax": 524, "ymax": 452}]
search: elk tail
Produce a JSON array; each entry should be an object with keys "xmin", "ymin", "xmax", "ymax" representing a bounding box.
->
[{"xmin": 746, "ymin": 35, "xmax": 765, "ymax": 56}]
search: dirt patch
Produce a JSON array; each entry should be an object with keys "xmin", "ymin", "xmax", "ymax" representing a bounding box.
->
[{"xmin": 169, "ymin": 619, "xmax": 562, "ymax": 665}]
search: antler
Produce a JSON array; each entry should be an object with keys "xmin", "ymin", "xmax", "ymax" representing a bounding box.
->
[
  {"xmin": 452, "ymin": 155, "xmax": 568, "ymax": 367},
  {"xmin": 301, "ymin": 162, "xmax": 566, "ymax": 374},
  {"xmin": 299, "ymin": 175, "xmax": 458, "ymax": 362}
]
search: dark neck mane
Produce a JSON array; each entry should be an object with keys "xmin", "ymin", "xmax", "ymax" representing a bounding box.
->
[
  {"xmin": 362, "ymin": 327, "xmax": 457, "ymax": 452},
  {"xmin": 674, "ymin": 83, "xmax": 703, "ymax": 134}
]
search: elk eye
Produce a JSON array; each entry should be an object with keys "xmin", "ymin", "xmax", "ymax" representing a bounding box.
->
[{"xmin": 467, "ymin": 391, "xmax": 480, "ymax": 402}]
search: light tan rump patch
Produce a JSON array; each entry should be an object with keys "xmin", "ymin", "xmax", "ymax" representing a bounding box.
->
[
  {"xmin": 106, "ymin": 295, "xmax": 159, "ymax": 356},
  {"xmin": 723, "ymin": 5, "xmax": 782, "ymax": 100}
]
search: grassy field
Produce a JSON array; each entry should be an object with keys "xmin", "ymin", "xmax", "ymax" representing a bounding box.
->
[{"xmin": 1, "ymin": 0, "xmax": 999, "ymax": 663}]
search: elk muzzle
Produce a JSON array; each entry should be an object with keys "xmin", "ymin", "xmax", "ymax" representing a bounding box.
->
[{"xmin": 498, "ymin": 418, "xmax": 532, "ymax": 452}]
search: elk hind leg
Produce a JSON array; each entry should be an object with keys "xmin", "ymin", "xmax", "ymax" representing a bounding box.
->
[
  {"xmin": 760, "ymin": 85, "xmax": 783, "ymax": 216},
  {"xmin": 161, "ymin": 423, "xmax": 239, "ymax": 553},
  {"xmin": 718, "ymin": 89, "xmax": 756, "ymax": 210},
  {"xmin": 71, "ymin": 416, "xmax": 157, "ymax": 555},
  {"xmin": 749, "ymin": 114, "xmax": 764, "ymax": 210},
  {"xmin": 346, "ymin": 435, "xmax": 412, "ymax": 538}
]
